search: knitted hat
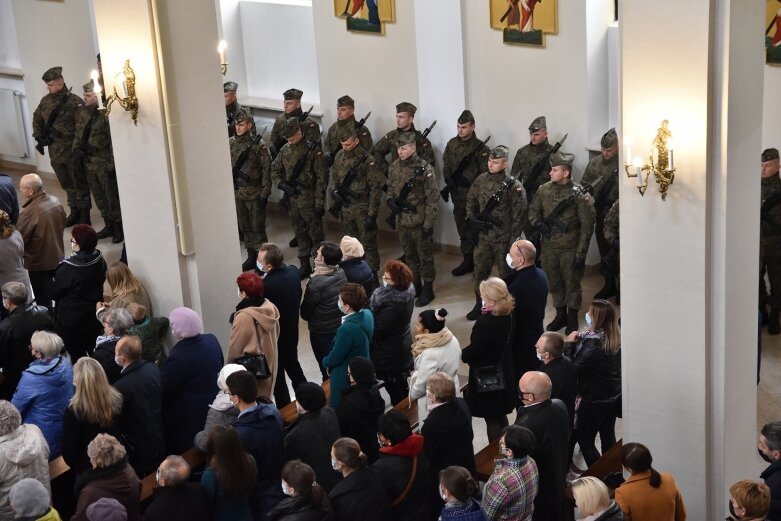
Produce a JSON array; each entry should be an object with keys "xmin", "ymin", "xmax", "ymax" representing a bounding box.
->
[
  {"xmin": 86, "ymin": 498, "xmax": 127, "ymax": 521},
  {"xmin": 296, "ymin": 382, "xmax": 326, "ymax": 412},
  {"xmin": 168, "ymin": 307, "xmax": 204, "ymax": 339},
  {"xmin": 348, "ymin": 356, "xmax": 376, "ymax": 387},
  {"xmin": 9, "ymin": 479, "xmax": 50, "ymax": 518},
  {"xmin": 71, "ymin": 224, "xmax": 98, "ymax": 252},
  {"xmin": 340, "ymin": 236, "xmax": 365, "ymax": 259}
]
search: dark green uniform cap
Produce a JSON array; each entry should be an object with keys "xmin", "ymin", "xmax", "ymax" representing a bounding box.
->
[
  {"xmin": 224, "ymin": 81, "xmax": 238, "ymax": 92},
  {"xmin": 338, "ymin": 125, "xmax": 358, "ymax": 142},
  {"xmin": 396, "ymin": 131, "xmax": 417, "ymax": 146},
  {"xmin": 528, "ymin": 116, "xmax": 546, "ymax": 132},
  {"xmin": 457, "ymin": 110, "xmax": 475, "ymax": 124},
  {"xmin": 550, "ymin": 151, "xmax": 575, "ymax": 167},
  {"xmin": 601, "ymin": 128, "xmax": 618, "ymax": 148},
  {"xmin": 763, "ymin": 148, "xmax": 780, "ymax": 162},
  {"xmin": 337, "ymin": 95, "xmax": 354, "ymax": 107},
  {"xmin": 42, "ymin": 67, "xmax": 63, "ymax": 82},
  {"xmin": 282, "ymin": 118, "xmax": 301, "ymax": 138},
  {"xmin": 235, "ymin": 107, "xmax": 253, "ymax": 123},
  {"xmin": 83, "ymin": 80, "xmax": 95, "ymax": 94},
  {"xmin": 489, "ymin": 145, "xmax": 509, "ymax": 160},
  {"xmin": 283, "ymin": 88, "xmax": 303, "ymax": 100},
  {"xmin": 396, "ymin": 102, "xmax": 417, "ymax": 115}
]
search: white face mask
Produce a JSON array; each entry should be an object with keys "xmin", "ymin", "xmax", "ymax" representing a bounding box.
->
[
  {"xmin": 536, "ymin": 351, "xmax": 546, "ymax": 361},
  {"xmin": 331, "ymin": 458, "xmax": 339, "ymax": 471},
  {"xmin": 439, "ymin": 485, "xmax": 447, "ymax": 502},
  {"xmin": 281, "ymin": 481, "xmax": 292, "ymax": 496},
  {"xmin": 237, "ymin": 287, "xmax": 242, "ymax": 299},
  {"xmin": 114, "ymin": 356, "xmax": 122, "ymax": 367},
  {"xmin": 505, "ymin": 253, "xmax": 514, "ymax": 269},
  {"xmin": 256, "ymin": 261, "xmax": 265, "ymax": 274},
  {"xmin": 337, "ymin": 297, "xmax": 346, "ymax": 314},
  {"xmin": 383, "ymin": 280, "xmax": 389, "ymax": 288},
  {"xmin": 585, "ymin": 312, "xmax": 592, "ymax": 327}
]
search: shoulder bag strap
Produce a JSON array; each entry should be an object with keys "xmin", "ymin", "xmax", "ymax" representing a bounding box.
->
[
  {"xmin": 391, "ymin": 454, "xmax": 418, "ymax": 508},
  {"xmin": 251, "ymin": 317, "xmax": 264, "ymax": 356}
]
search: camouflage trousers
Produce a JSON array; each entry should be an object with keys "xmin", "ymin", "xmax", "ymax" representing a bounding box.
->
[
  {"xmin": 235, "ymin": 197, "xmax": 268, "ymax": 250},
  {"xmin": 760, "ymin": 242, "xmax": 781, "ymax": 309},
  {"xmin": 84, "ymin": 158, "xmax": 121, "ymax": 221},
  {"xmin": 594, "ymin": 208, "xmax": 614, "ymax": 278},
  {"xmin": 451, "ymin": 189, "xmax": 475, "ymax": 256},
  {"xmin": 398, "ymin": 225, "xmax": 436, "ymax": 282},
  {"xmin": 474, "ymin": 240, "xmax": 511, "ymax": 295},
  {"xmin": 541, "ymin": 247, "xmax": 585, "ymax": 309},
  {"xmin": 288, "ymin": 200, "xmax": 324, "ymax": 259},
  {"xmin": 339, "ymin": 203, "xmax": 379, "ymax": 271},
  {"xmin": 51, "ymin": 147, "xmax": 90, "ymax": 209}
]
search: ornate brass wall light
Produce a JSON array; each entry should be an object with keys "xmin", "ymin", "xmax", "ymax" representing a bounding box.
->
[
  {"xmin": 218, "ymin": 40, "xmax": 228, "ymax": 76},
  {"xmin": 624, "ymin": 120, "xmax": 676, "ymax": 200},
  {"xmin": 103, "ymin": 60, "xmax": 139, "ymax": 125}
]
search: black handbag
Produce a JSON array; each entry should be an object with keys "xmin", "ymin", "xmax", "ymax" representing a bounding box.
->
[
  {"xmin": 235, "ymin": 317, "xmax": 271, "ymax": 379},
  {"xmin": 473, "ymin": 314, "xmax": 514, "ymax": 394}
]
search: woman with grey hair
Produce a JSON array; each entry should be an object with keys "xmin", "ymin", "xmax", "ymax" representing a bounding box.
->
[
  {"xmin": 92, "ymin": 306, "xmax": 134, "ymax": 383},
  {"xmin": 72, "ymin": 434, "xmax": 141, "ymax": 521},
  {"xmin": 12, "ymin": 330, "xmax": 74, "ymax": 460},
  {"xmin": 0, "ymin": 400, "xmax": 51, "ymax": 521}
]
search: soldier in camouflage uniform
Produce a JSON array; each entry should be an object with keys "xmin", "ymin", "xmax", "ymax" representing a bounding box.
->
[
  {"xmin": 224, "ymin": 81, "xmax": 244, "ymax": 138},
  {"xmin": 529, "ymin": 151, "xmax": 596, "ymax": 334},
  {"xmin": 73, "ymin": 81, "xmax": 123, "ymax": 244},
  {"xmin": 581, "ymin": 128, "xmax": 620, "ymax": 300},
  {"xmin": 386, "ymin": 132, "xmax": 438, "ymax": 306},
  {"xmin": 323, "ymin": 95, "xmax": 373, "ymax": 167},
  {"xmin": 231, "ymin": 108, "xmax": 272, "ymax": 271},
  {"xmin": 442, "ymin": 110, "xmax": 491, "ymax": 277},
  {"xmin": 760, "ymin": 148, "xmax": 781, "ymax": 334},
  {"xmin": 602, "ymin": 199, "xmax": 620, "ymax": 305},
  {"xmin": 372, "ymin": 102, "xmax": 436, "ymax": 176},
  {"xmin": 329, "ymin": 126, "xmax": 383, "ymax": 273},
  {"xmin": 271, "ymin": 118, "xmax": 327, "ymax": 279},
  {"xmin": 270, "ymin": 88, "xmax": 320, "ymax": 157},
  {"xmin": 511, "ymin": 116, "xmax": 553, "ymax": 259},
  {"xmin": 33, "ymin": 67, "xmax": 90, "ymax": 226},
  {"xmin": 465, "ymin": 145, "xmax": 527, "ymax": 320}
]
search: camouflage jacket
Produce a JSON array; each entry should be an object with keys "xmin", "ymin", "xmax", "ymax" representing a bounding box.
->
[
  {"xmin": 330, "ymin": 146, "xmax": 384, "ymax": 218},
  {"xmin": 603, "ymin": 200, "xmax": 619, "ymax": 245},
  {"xmin": 762, "ymin": 174, "xmax": 781, "ymax": 245},
  {"xmin": 72, "ymin": 104, "xmax": 114, "ymax": 164},
  {"xmin": 226, "ymin": 100, "xmax": 244, "ymax": 138},
  {"xmin": 442, "ymin": 133, "xmax": 490, "ymax": 194},
  {"xmin": 323, "ymin": 117, "xmax": 373, "ymax": 163},
  {"xmin": 387, "ymin": 155, "xmax": 438, "ymax": 229},
  {"xmin": 372, "ymin": 124, "xmax": 436, "ymax": 174},
  {"xmin": 529, "ymin": 179, "xmax": 596, "ymax": 256},
  {"xmin": 271, "ymin": 139, "xmax": 328, "ymax": 209},
  {"xmin": 510, "ymin": 140, "xmax": 553, "ymax": 196},
  {"xmin": 581, "ymin": 154, "xmax": 619, "ymax": 213},
  {"xmin": 32, "ymin": 87, "xmax": 82, "ymax": 156},
  {"xmin": 270, "ymin": 108, "xmax": 320, "ymax": 154},
  {"xmin": 467, "ymin": 169, "xmax": 527, "ymax": 243},
  {"xmin": 230, "ymin": 132, "xmax": 272, "ymax": 201}
]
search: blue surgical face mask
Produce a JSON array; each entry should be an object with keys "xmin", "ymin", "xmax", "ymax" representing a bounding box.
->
[
  {"xmin": 585, "ymin": 312, "xmax": 592, "ymax": 327},
  {"xmin": 256, "ymin": 261, "xmax": 265, "ymax": 274},
  {"xmin": 383, "ymin": 280, "xmax": 389, "ymax": 288}
]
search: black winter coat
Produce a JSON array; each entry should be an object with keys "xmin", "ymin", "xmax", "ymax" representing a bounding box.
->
[
  {"xmin": 505, "ymin": 265, "xmax": 548, "ymax": 380},
  {"xmin": 371, "ymin": 435, "xmax": 431, "ymax": 521},
  {"xmin": 565, "ymin": 334, "xmax": 621, "ymax": 402},
  {"xmin": 328, "ymin": 466, "xmax": 390, "ymax": 521},
  {"xmin": 61, "ymin": 407, "xmax": 122, "ymax": 477},
  {"xmin": 262, "ymin": 264, "xmax": 303, "ymax": 355},
  {"xmin": 92, "ymin": 337, "xmax": 121, "ymax": 383},
  {"xmin": 144, "ymin": 483, "xmax": 210, "ymax": 521},
  {"xmin": 421, "ymin": 398, "xmax": 476, "ymax": 477},
  {"xmin": 301, "ymin": 269, "xmax": 348, "ymax": 334},
  {"xmin": 540, "ymin": 356, "xmax": 577, "ymax": 423},
  {"xmin": 0, "ymin": 303, "xmax": 53, "ymax": 399},
  {"xmin": 762, "ymin": 459, "xmax": 781, "ymax": 521},
  {"xmin": 335, "ymin": 384, "xmax": 385, "ymax": 464},
  {"xmin": 594, "ymin": 501, "xmax": 625, "ymax": 521},
  {"xmin": 461, "ymin": 313, "xmax": 516, "ymax": 418},
  {"xmin": 268, "ymin": 495, "xmax": 334, "ymax": 521},
  {"xmin": 339, "ymin": 258, "xmax": 377, "ymax": 297},
  {"xmin": 284, "ymin": 407, "xmax": 342, "ymax": 492},
  {"xmin": 368, "ymin": 284, "xmax": 415, "ymax": 373}
]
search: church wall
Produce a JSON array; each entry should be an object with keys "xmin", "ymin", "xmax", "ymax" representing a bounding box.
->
[{"xmin": 765, "ymin": 66, "xmax": 781, "ymax": 151}]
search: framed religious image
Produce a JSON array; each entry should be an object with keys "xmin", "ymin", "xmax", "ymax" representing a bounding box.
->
[
  {"xmin": 489, "ymin": 0, "xmax": 558, "ymax": 48},
  {"xmin": 333, "ymin": 0, "xmax": 395, "ymax": 35},
  {"xmin": 767, "ymin": 0, "xmax": 781, "ymax": 65}
]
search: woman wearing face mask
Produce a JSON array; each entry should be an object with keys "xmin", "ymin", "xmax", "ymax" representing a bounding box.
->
[
  {"xmin": 322, "ymin": 283, "xmax": 373, "ymax": 410},
  {"xmin": 328, "ymin": 437, "xmax": 390, "ymax": 521},
  {"xmin": 439, "ymin": 466, "xmax": 488, "ymax": 521},
  {"xmin": 564, "ymin": 299, "xmax": 621, "ymax": 468},
  {"xmin": 726, "ymin": 480, "xmax": 770, "ymax": 521},
  {"xmin": 571, "ymin": 476, "xmax": 624, "ymax": 521},
  {"xmin": 481, "ymin": 425, "xmax": 538, "ymax": 521},
  {"xmin": 268, "ymin": 460, "xmax": 334, "ymax": 521}
]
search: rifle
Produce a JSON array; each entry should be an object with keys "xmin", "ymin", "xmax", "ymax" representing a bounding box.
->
[
  {"xmin": 441, "ymin": 135, "xmax": 491, "ymax": 203},
  {"xmin": 538, "ymin": 176, "xmax": 603, "ymax": 238},
  {"xmin": 592, "ymin": 167, "xmax": 618, "ymax": 210},
  {"xmin": 762, "ymin": 192, "xmax": 781, "ymax": 228},
  {"xmin": 420, "ymin": 120, "xmax": 437, "ymax": 140},
  {"xmin": 278, "ymin": 139, "xmax": 321, "ymax": 198},
  {"xmin": 470, "ymin": 171, "xmax": 519, "ymax": 237},
  {"xmin": 500, "ymin": 0, "xmax": 521, "ymax": 23},
  {"xmin": 232, "ymin": 130, "xmax": 265, "ymax": 190},
  {"xmin": 328, "ymin": 152, "xmax": 370, "ymax": 218},
  {"xmin": 299, "ymin": 106, "xmax": 314, "ymax": 122},
  {"xmin": 522, "ymin": 133, "xmax": 568, "ymax": 197},
  {"xmin": 35, "ymin": 90, "xmax": 72, "ymax": 155},
  {"xmin": 386, "ymin": 167, "xmax": 425, "ymax": 230},
  {"xmin": 325, "ymin": 111, "xmax": 372, "ymax": 167}
]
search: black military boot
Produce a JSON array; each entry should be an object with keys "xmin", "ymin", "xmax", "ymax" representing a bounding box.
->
[
  {"xmin": 298, "ymin": 256, "xmax": 312, "ymax": 280},
  {"xmin": 466, "ymin": 295, "xmax": 482, "ymax": 321},
  {"xmin": 770, "ymin": 308, "xmax": 781, "ymax": 335},
  {"xmin": 242, "ymin": 248, "xmax": 258, "ymax": 272},
  {"xmin": 546, "ymin": 307, "xmax": 567, "ymax": 331},
  {"xmin": 565, "ymin": 308, "xmax": 580, "ymax": 335},
  {"xmin": 416, "ymin": 281, "xmax": 435, "ymax": 307},
  {"xmin": 289, "ymin": 237, "xmax": 298, "ymax": 248},
  {"xmin": 95, "ymin": 220, "xmax": 113, "ymax": 240},
  {"xmin": 760, "ymin": 304, "xmax": 769, "ymax": 326},
  {"xmin": 594, "ymin": 277, "xmax": 618, "ymax": 300},
  {"xmin": 65, "ymin": 206, "xmax": 79, "ymax": 227},
  {"xmin": 78, "ymin": 208, "xmax": 91, "ymax": 225},
  {"xmin": 451, "ymin": 253, "xmax": 474, "ymax": 277},
  {"xmin": 112, "ymin": 220, "xmax": 124, "ymax": 243}
]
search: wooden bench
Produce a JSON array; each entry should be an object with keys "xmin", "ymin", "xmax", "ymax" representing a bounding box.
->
[
  {"xmin": 279, "ymin": 380, "xmax": 332, "ymax": 427},
  {"xmin": 391, "ymin": 396, "xmax": 419, "ymax": 432}
]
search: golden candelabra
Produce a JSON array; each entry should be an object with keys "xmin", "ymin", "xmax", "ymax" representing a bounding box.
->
[
  {"xmin": 624, "ymin": 120, "xmax": 676, "ymax": 200},
  {"xmin": 218, "ymin": 40, "xmax": 228, "ymax": 76},
  {"xmin": 102, "ymin": 60, "xmax": 139, "ymax": 126}
]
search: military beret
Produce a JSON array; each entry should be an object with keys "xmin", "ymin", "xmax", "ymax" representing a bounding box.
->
[
  {"xmin": 528, "ymin": 116, "xmax": 546, "ymax": 132},
  {"xmin": 283, "ymin": 88, "xmax": 303, "ymax": 101},
  {"xmin": 42, "ymin": 67, "xmax": 63, "ymax": 82},
  {"xmin": 550, "ymin": 151, "xmax": 575, "ymax": 167},
  {"xmin": 338, "ymin": 125, "xmax": 358, "ymax": 142},
  {"xmin": 601, "ymin": 128, "xmax": 618, "ymax": 148},
  {"xmin": 223, "ymin": 81, "xmax": 238, "ymax": 92},
  {"xmin": 763, "ymin": 148, "xmax": 780, "ymax": 162},
  {"xmin": 83, "ymin": 80, "xmax": 95, "ymax": 94},
  {"xmin": 457, "ymin": 110, "xmax": 475, "ymax": 124},
  {"xmin": 489, "ymin": 145, "xmax": 509, "ymax": 160},
  {"xmin": 396, "ymin": 131, "xmax": 417, "ymax": 146},
  {"xmin": 337, "ymin": 95, "xmax": 354, "ymax": 107},
  {"xmin": 282, "ymin": 118, "xmax": 301, "ymax": 138},
  {"xmin": 396, "ymin": 102, "xmax": 417, "ymax": 115},
  {"xmin": 235, "ymin": 107, "xmax": 253, "ymax": 123}
]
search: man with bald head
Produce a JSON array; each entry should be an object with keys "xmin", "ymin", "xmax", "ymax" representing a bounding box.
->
[
  {"xmin": 514, "ymin": 371, "xmax": 569, "ymax": 521},
  {"xmin": 505, "ymin": 239, "xmax": 549, "ymax": 385},
  {"xmin": 145, "ymin": 455, "xmax": 209, "ymax": 521},
  {"xmin": 15, "ymin": 174, "xmax": 66, "ymax": 310}
]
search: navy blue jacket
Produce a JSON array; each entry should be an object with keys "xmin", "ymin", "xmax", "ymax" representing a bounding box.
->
[
  {"xmin": 0, "ymin": 174, "xmax": 18, "ymax": 224},
  {"xmin": 261, "ymin": 264, "xmax": 302, "ymax": 354},
  {"xmin": 339, "ymin": 258, "xmax": 377, "ymax": 297},
  {"xmin": 505, "ymin": 265, "xmax": 549, "ymax": 379},
  {"xmin": 762, "ymin": 459, "xmax": 781, "ymax": 521}
]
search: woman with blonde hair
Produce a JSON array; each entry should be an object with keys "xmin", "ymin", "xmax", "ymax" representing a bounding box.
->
[
  {"xmin": 102, "ymin": 261, "xmax": 152, "ymax": 313},
  {"xmin": 571, "ymin": 476, "xmax": 623, "ymax": 520},
  {"xmin": 461, "ymin": 277, "xmax": 517, "ymax": 441},
  {"xmin": 0, "ymin": 210, "xmax": 32, "ymax": 310},
  {"xmin": 62, "ymin": 357, "xmax": 123, "ymax": 476}
]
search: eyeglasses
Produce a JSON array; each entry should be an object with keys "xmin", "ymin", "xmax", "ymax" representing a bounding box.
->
[{"xmin": 70, "ymin": 238, "xmax": 77, "ymax": 245}]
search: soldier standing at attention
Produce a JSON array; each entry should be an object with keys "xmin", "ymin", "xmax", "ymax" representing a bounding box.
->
[
  {"xmin": 372, "ymin": 102, "xmax": 436, "ymax": 176},
  {"xmin": 33, "ymin": 67, "xmax": 90, "ymax": 226},
  {"xmin": 581, "ymin": 128, "xmax": 620, "ymax": 300},
  {"xmin": 231, "ymin": 108, "xmax": 272, "ymax": 271},
  {"xmin": 529, "ymin": 152, "xmax": 595, "ymax": 334},
  {"xmin": 511, "ymin": 116, "xmax": 553, "ymax": 257},
  {"xmin": 270, "ymin": 88, "xmax": 320, "ymax": 156},
  {"xmin": 442, "ymin": 110, "xmax": 491, "ymax": 277},
  {"xmin": 224, "ymin": 81, "xmax": 243, "ymax": 138},
  {"xmin": 330, "ymin": 126, "xmax": 383, "ymax": 276},
  {"xmin": 761, "ymin": 148, "xmax": 781, "ymax": 334},
  {"xmin": 465, "ymin": 145, "xmax": 527, "ymax": 320},
  {"xmin": 323, "ymin": 95, "xmax": 373, "ymax": 166},
  {"xmin": 602, "ymin": 199, "xmax": 620, "ymax": 305},
  {"xmin": 271, "ymin": 118, "xmax": 327, "ymax": 279},
  {"xmin": 73, "ymin": 81, "xmax": 124, "ymax": 243},
  {"xmin": 386, "ymin": 132, "xmax": 438, "ymax": 306}
]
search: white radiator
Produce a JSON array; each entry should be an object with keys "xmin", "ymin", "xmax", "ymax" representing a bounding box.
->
[{"xmin": 0, "ymin": 88, "xmax": 28, "ymax": 158}]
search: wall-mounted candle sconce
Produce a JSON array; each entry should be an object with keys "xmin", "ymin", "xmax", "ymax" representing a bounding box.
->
[
  {"xmin": 218, "ymin": 40, "xmax": 228, "ymax": 76},
  {"xmin": 102, "ymin": 60, "xmax": 139, "ymax": 125},
  {"xmin": 624, "ymin": 120, "xmax": 676, "ymax": 200}
]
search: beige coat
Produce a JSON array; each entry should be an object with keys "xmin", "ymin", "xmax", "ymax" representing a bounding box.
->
[{"xmin": 228, "ymin": 300, "xmax": 280, "ymax": 401}]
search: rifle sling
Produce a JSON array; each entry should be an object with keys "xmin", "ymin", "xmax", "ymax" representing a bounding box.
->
[
  {"xmin": 79, "ymin": 108, "xmax": 98, "ymax": 155},
  {"xmin": 42, "ymin": 91, "xmax": 71, "ymax": 141}
]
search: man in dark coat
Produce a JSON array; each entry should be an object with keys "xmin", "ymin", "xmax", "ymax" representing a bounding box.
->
[
  {"xmin": 505, "ymin": 239, "xmax": 549, "ymax": 388},
  {"xmin": 759, "ymin": 420, "xmax": 781, "ymax": 520},
  {"xmin": 112, "ymin": 336, "xmax": 165, "ymax": 476},
  {"xmin": 514, "ymin": 371, "xmax": 570, "ymax": 521},
  {"xmin": 227, "ymin": 370, "xmax": 285, "ymax": 521},
  {"xmin": 336, "ymin": 356, "xmax": 386, "ymax": 464},
  {"xmin": 0, "ymin": 173, "xmax": 18, "ymax": 224},
  {"xmin": 256, "ymin": 243, "xmax": 306, "ymax": 407},
  {"xmin": 0, "ymin": 282, "xmax": 54, "ymax": 400},
  {"xmin": 536, "ymin": 332, "xmax": 577, "ymax": 424},
  {"xmin": 144, "ymin": 455, "xmax": 209, "ymax": 521}
]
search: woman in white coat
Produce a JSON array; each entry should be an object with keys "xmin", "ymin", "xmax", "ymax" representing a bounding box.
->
[{"xmin": 408, "ymin": 308, "xmax": 461, "ymax": 423}]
